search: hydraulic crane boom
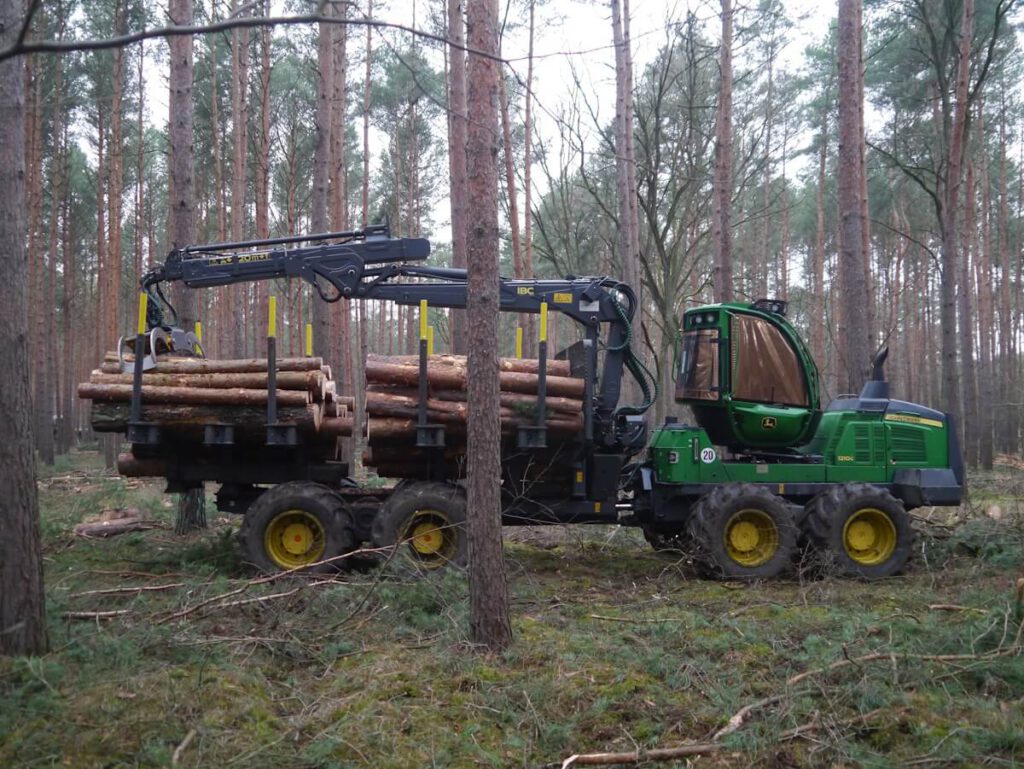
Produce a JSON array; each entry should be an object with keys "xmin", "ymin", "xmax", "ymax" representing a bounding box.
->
[{"xmin": 140, "ymin": 224, "xmax": 654, "ymax": 451}]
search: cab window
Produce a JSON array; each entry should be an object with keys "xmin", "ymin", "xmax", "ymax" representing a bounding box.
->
[
  {"xmin": 730, "ymin": 314, "xmax": 808, "ymax": 406},
  {"xmin": 677, "ymin": 329, "xmax": 720, "ymax": 401}
]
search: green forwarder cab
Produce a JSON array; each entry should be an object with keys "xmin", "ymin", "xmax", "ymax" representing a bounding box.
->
[{"xmin": 631, "ymin": 299, "xmax": 963, "ymax": 580}]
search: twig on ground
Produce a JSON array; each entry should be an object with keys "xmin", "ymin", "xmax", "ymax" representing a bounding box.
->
[
  {"xmin": 70, "ymin": 582, "xmax": 185, "ymax": 598},
  {"xmin": 712, "ymin": 695, "xmax": 784, "ymax": 741},
  {"xmin": 62, "ymin": 610, "xmax": 132, "ymax": 620},
  {"xmin": 779, "ymin": 706, "xmax": 908, "ymax": 742},
  {"xmin": 154, "ymin": 545, "xmax": 394, "ymax": 625},
  {"xmin": 557, "ymin": 742, "xmax": 721, "ymax": 768},
  {"xmin": 588, "ymin": 614, "xmax": 686, "ymax": 624},
  {"xmin": 787, "ymin": 645, "xmax": 1023, "ymax": 687},
  {"xmin": 171, "ymin": 728, "xmax": 196, "ymax": 766}
]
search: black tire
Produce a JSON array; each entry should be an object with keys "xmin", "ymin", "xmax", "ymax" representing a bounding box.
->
[
  {"xmin": 803, "ymin": 483, "xmax": 912, "ymax": 579},
  {"xmin": 371, "ymin": 482, "xmax": 468, "ymax": 572},
  {"xmin": 239, "ymin": 481, "xmax": 356, "ymax": 574},
  {"xmin": 687, "ymin": 484, "xmax": 797, "ymax": 580}
]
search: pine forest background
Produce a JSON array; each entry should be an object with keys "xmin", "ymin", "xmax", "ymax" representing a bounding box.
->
[{"xmin": 18, "ymin": 0, "xmax": 1024, "ymax": 470}]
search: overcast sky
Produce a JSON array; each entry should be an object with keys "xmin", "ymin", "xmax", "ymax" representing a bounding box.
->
[{"xmin": 137, "ymin": 0, "xmax": 836, "ymax": 242}]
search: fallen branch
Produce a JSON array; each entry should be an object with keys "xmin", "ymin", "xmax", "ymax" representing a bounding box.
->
[
  {"xmin": 62, "ymin": 610, "xmax": 132, "ymax": 620},
  {"xmin": 588, "ymin": 614, "xmax": 687, "ymax": 624},
  {"xmin": 70, "ymin": 582, "xmax": 185, "ymax": 598},
  {"xmin": 712, "ymin": 695, "xmax": 784, "ymax": 741},
  {"xmin": 779, "ymin": 706, "xmax": 909, "ymax": 742},
  {"xmin": 74, "ymin": 517, "xmax": 157, "ymax": 538},
  {"xmin": 171, "ymin": 728, "xmax": 196, "ymax": 766},
  {"xmin": 156, "ymin": 545, "xmax": 393, "ymax": 624},
  {"xmin": 787, "ymin": 645, "xmax": 1023, "ymax": 687},
  {"xmin": 559, "ymin": 742, "xmax": 721, "ymax": 768}
]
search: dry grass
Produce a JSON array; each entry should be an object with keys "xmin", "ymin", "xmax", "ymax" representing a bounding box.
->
[{"xmin": 1, "ymin": 450, "xmax": 1022, "ymax": 768}]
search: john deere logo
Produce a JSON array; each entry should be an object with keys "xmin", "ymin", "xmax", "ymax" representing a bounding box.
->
[{"xmin": 761, "ymin": 417, "xmax": 777, "ymax": 429}]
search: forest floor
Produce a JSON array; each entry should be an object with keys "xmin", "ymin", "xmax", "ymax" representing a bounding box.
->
[{"xmin": 1, "ymin": 452, "xmax": 1023, "ymax": 769}]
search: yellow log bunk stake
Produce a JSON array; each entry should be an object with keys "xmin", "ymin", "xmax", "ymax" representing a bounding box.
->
[
  {"xmin": 420, "ymin": 299, "xmax": 428, "ymax": 341},
  {"xmin": 305, "ymin": 323, "xmax": 313, "ymax": 357},
  {"xmin": 539, "ymin": 301, "xmax": 548, "ymax": 343},
  {"xmin": 427, "ymin": 326, "xmax": 435, "ymax": 356},
  {"xmin": 268, "ymin": 296, "xmax": 277, "ymax": 338},
  {"xmin": 136, "ymin": 292, "xmax": 148, "ymax": 335},
  {"xmin": 194, "ymin": 321, "xmax": 203, "ymax": 343},
  {"xmin": 515, "ymin": 327, "xmax": 523, "ymax": 359}
]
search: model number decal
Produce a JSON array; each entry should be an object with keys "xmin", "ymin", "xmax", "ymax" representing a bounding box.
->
[{"xmin": 700, "ymin": 447, "xmax": 716, "ymax": 464}]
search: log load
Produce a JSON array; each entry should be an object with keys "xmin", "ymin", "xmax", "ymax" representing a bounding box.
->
[
  {"xmin": 361, "ymin": 353, "xmax": 587, "ymax": 478},
  {"xmin": 80, "ymin": 350, "xmax": 586, "ymax": 482}
]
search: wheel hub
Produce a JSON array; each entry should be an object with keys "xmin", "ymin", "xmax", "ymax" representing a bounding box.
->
[
  {"xmin": 843, "ymin": 508, "xmax": 897, "ymax": 566},
  {"xmin": 264, "ymin": 510, "xmax": 326, "ymax": 568},
  {"xmin": 724, "ymin": 509, "xmax": 779, "ymax": 567},
  {"xmin": 282, "ymin": 522, "xmax": 315, "ymax": 555},
  {"xmin": 411, "ymin": 521, "xmax": 443, "ymax": 554},
  {"xmin": 403, "ymin": 509, "xmax": 455, "ymax": 568}
]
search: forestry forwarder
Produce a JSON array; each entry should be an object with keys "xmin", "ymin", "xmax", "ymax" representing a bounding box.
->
[{"xmin": 129, "ymin": 226, "xmax": 962, "ymax": 580}]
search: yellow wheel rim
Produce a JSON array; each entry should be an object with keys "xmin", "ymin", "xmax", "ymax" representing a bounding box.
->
[
  {"xmin": 264, "ymin": 510, "xmax": 326, "ymax": 569},
  {"xmin": 725, "ymin": 509, "xmax": 779, "ymax": 567},
  {"xmin": 403, "ymin": 509, "xmax": 456, "ymax": 569},
  {"xmin": 843, "ymin": 508, "xmax": 897, "ymax": 566}
]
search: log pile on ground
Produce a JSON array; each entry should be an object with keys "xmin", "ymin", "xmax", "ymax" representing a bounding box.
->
[{"xmin": 79, "ymin": 351, "xmax": 585, "ymax": 481}]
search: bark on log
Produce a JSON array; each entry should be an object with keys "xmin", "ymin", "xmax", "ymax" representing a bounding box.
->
[
  {"xmin": 365, "ymin": 360, "xmax": 585, "ymax": 398},
  {"xmin": 91, "ymin": 402, "xmax": 320, "ymax": 435},
  {"xmin": 99, "ymin": 356, "xmax": 324, "ymax": 375},
  {"xmin": 365, "ymin": 391, "xmax": 583, "ymax": 431},
  {"xmin": 430, "ymin": 388, "xmax": 582, "ymax": 415},
  {"xmin": 319, "ymin": 416, "xmax": 354, "ymax": 438},
  {"xmin": 74, "ymin": 517, "xmax": 156, "ymax": 537},
  {"xmin": 369, "ymin": 353, "xmax": 571, "ymax": 377},
  {"xmin": 88, "ymin": 370, "xmax": 325, "ymax": 394},
  {"xmin": 78, "ymin": 382, "xmax": 310, "ymax": 407},
  {"xmin": 366, "ymin": 385, "xmax": 581, "ymax": 414},
  {"xmin": 366, "ymin": 417, "xmax": 419, "ymax": 441}
]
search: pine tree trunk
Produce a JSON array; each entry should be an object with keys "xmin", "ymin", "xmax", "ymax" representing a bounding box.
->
[
  {"xmin": 711, "ymin": 0, "xmax": 733, "ymax": 302},
  {"xmin": 975, "ymin": 125, "xmax": 995, "ymax": 470},
  {"xmin": 60, "ymin": 128, "xmax": 76, "ymax": 453},
  {"xmin": 465, "ymin": 0, "xmax": 512, "ymax": 652},
  {"xmin": 940, "ymin": 0, "xmax": 974, "ymax": 452},
  {"xmin": 499, "ymin": 75, "xmax": 523, "ymax": 281},
  {"xmin": 168, "ymin": 0, "xmax": 200, "ymax": 530},
  {"xmin": 836, "ymin": 0, "xmax": 871, "ymax": 393},
  {"xmin": 330, "ymin": 4, "xmax": 349, "ymax": 402},
  {"xmin": 168, "ymin": 0, "xmax": 196, "ymax": 331},
  {"xmin": 0, "ymin": 0, "xmax": 47, "ymax": 656},
  {"xmin": 997, "ymin": 101, "xmax": 1015, "ymax": 453},
  {"xmin": 209, "ymin": 31, "xmax": 226, "ymax": 356},
  {"xmin": 959, "ymin": 161, "xmax": 979, "ymax": 465},
  {"xmin": 229, "ymin": 0, "xmax": 250, "ymax": 358},
  {"xmin": 522, "ymin": 0, "xmax": 536, "ymax": 355},
  {"xmin": 447, "ymin": 0, "xmax": 469, "ymax": 355},
  {"xmin": 254, "ymin": 6, "xmax": 271, "ymax": 344},
  {"xmin": 811, "ymin": 103, "xmax": 827, "ymax": 373}
]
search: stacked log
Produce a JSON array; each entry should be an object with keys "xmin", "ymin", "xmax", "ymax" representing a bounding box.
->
[
  {"xmin": 361, "ymin": 353, "xmax": 585, "ymax": 478},
  {"xmin": 79, "ymin": 351, "xmax": 585, "ymax": 482},
  {"xmin": 79, "ymin": 355, "xmax": 354, "ymax": 476}
]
